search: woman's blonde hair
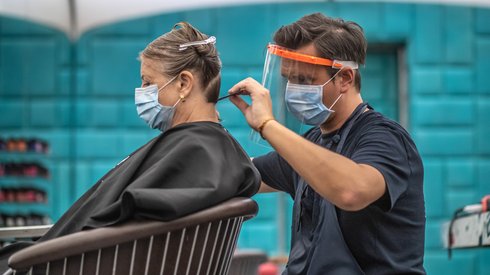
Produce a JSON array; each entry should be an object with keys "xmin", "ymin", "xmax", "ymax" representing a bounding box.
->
[{"xmin": 141, "ymin": 22, "xmax": 221, "ymax": 102}]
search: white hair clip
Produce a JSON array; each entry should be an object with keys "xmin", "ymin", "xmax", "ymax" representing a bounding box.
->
[{"xmin": 179, "ymin": 36, "xmax": 216, "ymax": 51}]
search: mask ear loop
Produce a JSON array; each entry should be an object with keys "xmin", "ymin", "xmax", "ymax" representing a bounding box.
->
[
  {"xmin": 157, "ymin": 75, "xmax": 178, "ymax": 93},
  {"xmin": 321, "ymin": 68, "xmax": 343, "ymax": 88},
  {"xmin": 329, "ymin": 93, "xmax": 343, "ymax": 110},
  {"xmin": 172, "ymin": 96, "xmax": 183, "ymax": 108},
  {"xmin": 322, "ymin": 69, "xmax": 344, "ymax": 110},
  {"xmin": 155, "ymin": 75, "xmax": 181, "ymax": 107}
]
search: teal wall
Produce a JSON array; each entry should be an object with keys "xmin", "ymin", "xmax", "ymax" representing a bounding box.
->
[
  {"xmin": 1, "ymin": 2, "xmax": 490, "ymax": 274},
  {"xmin": 0, "ymin": 18, "xmax": 72, "ymax": 221}
]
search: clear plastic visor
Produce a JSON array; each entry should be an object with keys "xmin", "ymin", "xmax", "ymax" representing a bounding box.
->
[
  {"xmin": 251, "ymin": 44, "xmax": 358, "ymax": 147},
  {"xmin": 261, "ymin": 44, "xmax": 337, "ymax": 134}
]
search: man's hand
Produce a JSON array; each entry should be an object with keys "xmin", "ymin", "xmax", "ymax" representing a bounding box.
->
[{"xmin": 228, "ymin": 77, "xmax": 275, "ymax": 131}]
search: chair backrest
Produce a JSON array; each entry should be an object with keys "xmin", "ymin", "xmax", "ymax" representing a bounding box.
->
[
  {"xmin": 228, "ymin": 250, "xmax": 268, "ymax": 275},
  {"xmin": 7, "ymin": 197, "xmax": 258, "ymax": 275}
]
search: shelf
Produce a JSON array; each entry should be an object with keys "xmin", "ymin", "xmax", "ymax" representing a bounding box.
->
[
  {"xmin": 0, "ymin": 178, "xmax": 51, "ymax": 193},
  {"xmin": 0, "ymin": 178, "xmax": 50, "ymax": 186},
  {"xmin": 0, "ymin": 203, "xmax": 51, "ymax": 215},
  {"xmin": 0, "ymin": 153, "xmax": 50, "ymax": 162},
  {"xmin": 0, "ymin": 151, "xmax": 49, "ymax": 156},
  {"xmin": 0, "ymin": 138, "xmax": 52, "ymax": 222}
]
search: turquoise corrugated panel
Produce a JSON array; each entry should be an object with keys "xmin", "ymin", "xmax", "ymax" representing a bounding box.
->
[{"xmin": 2, "ymin": 3, "xmax": 490, "ymax": 274}]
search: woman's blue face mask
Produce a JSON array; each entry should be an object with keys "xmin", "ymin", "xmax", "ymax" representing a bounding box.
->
[{"xmin": 134, "ymin": 76, "xmax": 180, "ymax": 132}]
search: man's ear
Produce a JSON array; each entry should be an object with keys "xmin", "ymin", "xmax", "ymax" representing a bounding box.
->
[
  {"xmin": 337, "ymin": 68, "xmax": 355, "ymax": 93},
  {"xmin": 177, "ymin": 70, "xmax": 194, "ymax": 98}
]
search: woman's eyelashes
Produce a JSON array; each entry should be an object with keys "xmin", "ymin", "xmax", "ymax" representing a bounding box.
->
[
  {"xmin": 141, "ymin": 79, "xmax": 152, "ymax": 87},
  {"xmin": 141, "ymin": 75, "xmax": 152, "ymax": 87}
]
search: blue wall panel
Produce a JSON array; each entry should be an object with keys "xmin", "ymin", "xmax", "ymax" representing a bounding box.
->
[
  {"xmin": 445, "ymin": 7, "xmax": 473, "ymax": 63},
  {"xmin": 0, "ymin": 39, "xmax": 57, "ymax": 96},
  {"xmin": 383, "ymin": 4, "xmax": 414, "ymax": 39},
  {"xmin": 425, "ymin": 251, "xmax": 476, "ymax": 275},
  {"xmin": 75, "ymin": 131, "xmax": 123, "ymax": 159},
  {"xmin": 0, "ymin": 101, "xmax": 24, "ymax": 127},
  {"xmin": 2, "ymin": 2, "xmax": 490, "ymax": 274},
  {"xmin": 215, "ymin": 6, "xmax": 275, "ymax": 66},
  {"xmin": 0, "ymin": 16, "xmax": 72, "ymax": 221},
  {"xmin": 478, "ymin": 161, "xmax": 490, "ymax": 200},
  {"xmin": 414, "ymin": 5, "xmax": 444, "ymax": 64},
  {"xmin": 423, "ymin": 159, "xmax": 444, "ymax": 218},
  {"xmin": 476, "ymin": 39, "xmax": 490, "ymax": 94},
  {"xmin": 411, "ymin": 66, "xmax": 443, "ymax": 95},
  {"xmin": 414, "ymin": 130, "xmax": 474, "ymax": 156},
  {"xmin": 338, "ymin": 3, "xmax": 382, "ymax": 40},
  {"xmin": 360, "ymin": 51, "xmax": 398, "ymax": 120},
  {"xmin": 91, "ymin": 39, "xmax": 145, "ymax": 95},
  {"xmin": 29, "ymin": 100, "xmax": 71, "ymax": 127},
  {"xmin": 477, "ymin": 99, "xmax": 490, "ymax": 154},
  {"xmin": 475, "ymin": 8, "xmax": 490, "ymax": 34},
  {"xmin": 447, "ymin": 159, "xmax": 475, "ymax": 188},
  {"xmin": 412, "ymin": 98, "xmax": 474, "ymax": 126},
  {"xmin": 444, "ymin": 67, "xmax": 474, "ymax": 94}
]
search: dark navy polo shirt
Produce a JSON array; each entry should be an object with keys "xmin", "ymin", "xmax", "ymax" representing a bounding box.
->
[{"xmin": 253, "ymin": 103, "xmax": 426, "ymax": 275}]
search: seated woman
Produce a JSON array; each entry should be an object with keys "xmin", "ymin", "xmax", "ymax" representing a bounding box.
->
[{"xmin": 0, "ymin": 22, "xmax": 260, "ymax": 268}]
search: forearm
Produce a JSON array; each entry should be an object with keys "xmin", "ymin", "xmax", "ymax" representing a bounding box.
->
[{"xmin": 261, "ymin": 120, "xmax": 385, "ymax": 211}]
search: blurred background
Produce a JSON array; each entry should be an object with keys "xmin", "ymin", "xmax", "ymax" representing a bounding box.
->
[{"xmin": 0, "ymin": 0, "xmax": 489, "ymax": 274}]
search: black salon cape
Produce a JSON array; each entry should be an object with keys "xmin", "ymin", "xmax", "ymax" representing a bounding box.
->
[{"xmin": 0, "ymin": 121, "xmax": 260, "ymax": 270}]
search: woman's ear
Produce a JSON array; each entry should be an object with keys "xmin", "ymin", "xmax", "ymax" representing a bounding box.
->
[
  {"xmin": 177, "ymin": 70, "xmax": 194, "ymax": 99},
  {"xmin": 337, "ymin": 68, "xmax": 355, "ymax": 93}
]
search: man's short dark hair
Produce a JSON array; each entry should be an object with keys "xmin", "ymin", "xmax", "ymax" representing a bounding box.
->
[{"xmin": 273, "ymin": 13, "xmax": 367, "ymax": 91}]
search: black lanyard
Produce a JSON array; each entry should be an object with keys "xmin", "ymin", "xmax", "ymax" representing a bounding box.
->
[{"xmin": 325, "ymin": 103, "xmax": 368, "ymax": 153}]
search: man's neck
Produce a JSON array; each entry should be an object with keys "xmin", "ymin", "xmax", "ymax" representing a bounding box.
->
[{"xmin": 320, "ymin": 93, "xmax": 363, "ymax": 134}]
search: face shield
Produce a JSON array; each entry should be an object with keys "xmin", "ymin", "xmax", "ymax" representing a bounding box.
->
[{"xmin": 260, "ymin": 43, "xmax": 358, "ymax": 134}]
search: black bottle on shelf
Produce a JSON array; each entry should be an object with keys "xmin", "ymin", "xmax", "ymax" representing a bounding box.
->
[
  {"xmin": 0, "ymin": 138, "xmax": 6, "ymax": 151},
  {"xmin": 27, "ymin": 139, "xmax": 37, "ymax": 153}
]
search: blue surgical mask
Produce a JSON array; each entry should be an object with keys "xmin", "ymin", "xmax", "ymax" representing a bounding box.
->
[
  {"xmin": 134, "ymin": 76, "xmax": 180, "ymax": 132},
  {"xmin": 285, "ymin": 71, "xmax": 342, "ymax": 125}
]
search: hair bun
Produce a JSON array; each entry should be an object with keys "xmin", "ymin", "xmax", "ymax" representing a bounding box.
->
[
  {"xmin": 141, "ymin": 21, "xmax": 222, "ymax": 102},
  {"xmin": 193, "ymin": 43, "xmax": 216, "ymax": 58}
]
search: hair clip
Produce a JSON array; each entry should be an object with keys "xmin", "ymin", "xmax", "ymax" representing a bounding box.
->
[{"xmin": 179, "ymin": 36, "xmax": 216, "ymax": 51}]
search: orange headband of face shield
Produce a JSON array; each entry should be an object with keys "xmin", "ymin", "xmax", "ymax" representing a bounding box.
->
[{"xmin": 267, "ymin": 44, "xmax": 358, "ymax": 70}]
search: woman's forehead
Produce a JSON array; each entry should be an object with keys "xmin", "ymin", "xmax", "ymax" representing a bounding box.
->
[{"xmin": 141, "ymin": 57, "xmax": 164, "ymax": 73}]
